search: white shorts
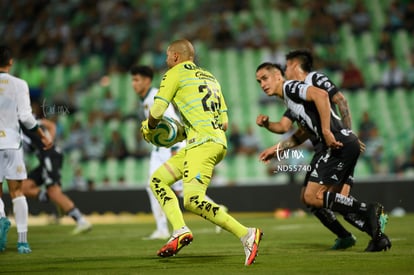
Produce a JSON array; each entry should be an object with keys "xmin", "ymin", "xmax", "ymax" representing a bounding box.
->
[
  {"xmin": 149, "ymin": 142, "xmax": 185, "ymax": 192},
  {"xmin": 0, "ymin": 148, "xmax": 27, "ymax": 181}
]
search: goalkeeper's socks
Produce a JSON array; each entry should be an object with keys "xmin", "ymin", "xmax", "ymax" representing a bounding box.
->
[{"xmin": 323, "ymin": 192, "xmax": 367, "ymax": 215}]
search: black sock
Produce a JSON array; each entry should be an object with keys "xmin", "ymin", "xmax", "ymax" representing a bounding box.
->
[
  {"xmin": 343, "ymin": 212, "xmax": 369, "ymax": 233},
  {"xmin": 323, "ymin": 192, "xmax": 368, "ymax": 215},
  {"xmin": 311, "ymin": 207, "xmax": 351, "ymax": 238}
]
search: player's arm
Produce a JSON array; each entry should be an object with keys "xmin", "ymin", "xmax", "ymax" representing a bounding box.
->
[
  {"xmin": 148, "ymin": 97, "xmax": 168, "ymax": 128},
  {"xmin": 17, "ymin": 82, "xmax": 53, "ymax": 149},
  {"xmin": 331, "ymin": 91, "xmax": 352, "ymax": 129},
  {"xmin": 259, "ymin": 126, "xmax": 309, "ymax": 163},
  {"xmin": 142, "ymin": 70, "xmax": 178, "ymax": 141},
  {"xmin": 279, "ymin": 126, "xmax": 309, "ymax": 150},
  {"xmin": 40, "ymin": 118, "xmax": 57, "ymax": 141},
  {"xmin": 332, "ymin": 91, "xmax": 365, "ymax": 152},
  {"xmin": 256, "ymin": 114, "xmax": 293, "ymax": 134},
  {"xmin": 306, "ymin": 86, "xmax": 342, "ymax": 149}
]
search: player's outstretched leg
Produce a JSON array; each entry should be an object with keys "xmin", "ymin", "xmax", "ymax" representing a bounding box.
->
[
  {"xmin": 241, "ymin": 228, "xmax": 263, "ymax": 266},
  {"xmin": 157, "ymin": 226, "xmax": 193, "ymax": 257}
]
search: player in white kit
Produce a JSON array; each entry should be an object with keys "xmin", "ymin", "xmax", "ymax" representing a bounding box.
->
[
  {"xmin": 0, "ymin": 45, "xmax": 52, "ymax": 253},
  {"xmin": 131, "ymin": 65, "xmax": 221, "ymax": 239}
]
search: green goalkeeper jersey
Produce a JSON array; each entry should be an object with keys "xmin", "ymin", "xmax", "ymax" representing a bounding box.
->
[{"xmin": 154, "ymin": 61, "xmax": 228, "ymax": 149}]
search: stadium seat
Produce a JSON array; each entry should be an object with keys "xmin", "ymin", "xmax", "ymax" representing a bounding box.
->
[
  {"xmin": 393, "ymin": 30, "xmax": 411, "ymax": 70},
  {"xmin": 84, "ymin": 159, "xmax": 103, "ymax": 184}
]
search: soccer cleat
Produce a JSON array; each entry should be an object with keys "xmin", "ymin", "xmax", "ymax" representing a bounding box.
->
[
  {"xmin": 17, "ymin": 242, "xmax": 32, "ymax": 254},
  {"xmin": 142, "ymin": 230, "xmax": 170, "ymax": 240},
  {"xmin": 367, "ymin": 203, "xmax": 384, "ymax": 240},
  {"xmin": 242, "ymin": 228, "xmax": 263, "ymax": 266},
  {"xmin": 72, "ymin": 221, "xmax": 92, "ymax": 235},
  {"xmin": 364, "ymin": 233, "xmax": 392, "ymax": 252},
  {"xmin": 157, "ymin": 227, "xmax": 193, "ymax": 257},
  {"xmin": 0, "ymin": 217, "xmax": 11, "ymax": 252},
  {"xmin": 331, "ymin": 234, "xmax": 357, "ymax": 250}
]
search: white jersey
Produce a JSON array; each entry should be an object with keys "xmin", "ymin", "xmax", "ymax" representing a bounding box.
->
[{"xmin": 0, "ymin": 72, "xmax": 37, "ymax": 150}]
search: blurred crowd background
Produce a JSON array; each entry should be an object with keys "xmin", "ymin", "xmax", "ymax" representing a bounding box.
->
[{"xmin": 2, "ymin": 0, "xmax": 414, "ymax": 190}]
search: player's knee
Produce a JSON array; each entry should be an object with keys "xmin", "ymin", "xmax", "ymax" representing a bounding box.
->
[
  {"xmin": 182, "ymin": 192, "xmax": 205, "ymax": 213},
  {"xmin": 303, "ymin": 189, "xmax": 319, "ymax": 207}
]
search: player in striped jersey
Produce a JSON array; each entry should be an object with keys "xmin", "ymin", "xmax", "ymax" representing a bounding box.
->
[
  {"xmin": 256, "ymin": 62, "xmax": 391, "ymax": 252},
  {"xmin": 284, "ymin": 50, "xmax": 388, "ymax": 252},
  {"xmin": 141, "ymin": 40, "xmax": 262, "ymax": 266}
]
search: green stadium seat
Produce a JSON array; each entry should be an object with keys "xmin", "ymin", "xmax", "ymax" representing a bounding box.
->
[
  {"xmin": 133, "ymin": 158, "xmax": 149, "ymax": 187},
  {"xmin": 393, "ymin": 30, "xmax": 411, "ymax": 70},
  {"xmin": 84, "ymin": 159, "xmax": 103, "ymax": 183},
  {"xmin": 365, "ymin": 0, "xmax": 385, "ymax": 31},
  {"xmin": 103, "ymin": 158, "xmax": 120, "ymax": 183}
]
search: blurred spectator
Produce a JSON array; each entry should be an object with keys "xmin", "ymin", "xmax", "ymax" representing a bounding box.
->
[
  {"xmin": 405, "ymin": 53, "xmax": 414, "ymax": 89},
  {"xmin": 62, "ymin": 120, "xmax": 87, "ymax": 153},
  {"xmin": 228, "ymin": 123, "xmax": 242, "ymax": 156},
  {"xmin": 114, "ymin": 40, "xmax": 137, "ymax": 73},
  {"xmin": 239, "ymin": 125, "xmax": 260, "ymax": 156},
  {"xmin": 235, "ymin": 22, "xmax": 253, "ymax": 49},
  {"xmin": 82, "ymin": 134, "xmax": 105, "ymax": 161},
  {"xmin": 326, "ymin": 0, "xmax": 352, "ymax": 25},
  {"xmin": 248, "ymin": 19, "xmax": 272, "ymax": 49},
  {"xmin": 100, "ymin": 90, "xmax": 120, "ymax": 121},
  {"xmin": 397, "ymin": 138, "xmax": 414, "ymax": 173},
  {"xmin": 341, "ymin": 59, "xmax": 365, "ymax": 92},
  {"xmin": 131, "ymin": 126, "xmax": 150, "ymax": 159},
  {"xmin": 87, "ymin": 179, "xmax": 96, "ymax": 191},
  {"xmin": 42, "ymin": 41, "xmax": 61, "ymax": 68},
  {"xmin": 305, "ymin": 4, "xmax": 338, "ymax": 46},
  {"xmin": 318, "ymin": 45, "xmax": 343, "ymax": 72},
  {"xmin": 71, "ymin": 167, "xmax": 88, "ymax": 191},
  {"xmin": 117, "ymin": 176, "xmax": 127, "ymax": 188},
  {"xmin": 349, "ymin": 2, "xmax": 371, "ymax": 36},
  {"xmin": 262, "ymin": 41, "xmax": 286, "ymax": 65},
  {"xmin": 152, "ymin": 41, "xmax": 167, "ymax": 73},
  {"xmin": 383, "ymin": 0, "xmax": 405, "ymax": 33},
  {"xmin": 213, "ymin": 16, "xmax": 235, "ymax": 49},
  {"xmin": 104, "ymin": 130, "xmax": 129, "ymax": 160},
  {"xmin": 61, "ymin": 39, "xmax": 80, "ymax": 66},
  {"xmin": 379, "ymin": 57, "xmax": 405, "ymax": 91},
  {"xmin": 403, "ymin": 1, "xmax": 414, "ymax": 31},
  {"xmin": 376, "ymin": 31, "xmax": 394, "ymax": 63},
  {"xmin": 286, "ymin": 19, "xmax": 306, "ymax": 49},
  {"xmin": 358, "ymin": 111, "xmax": 377, "ymax": 144}
]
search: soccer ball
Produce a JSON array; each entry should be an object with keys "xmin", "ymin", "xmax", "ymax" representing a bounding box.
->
[{"xmin": 149, "ymin": 116, "xmax": 185, "ymax": 147}]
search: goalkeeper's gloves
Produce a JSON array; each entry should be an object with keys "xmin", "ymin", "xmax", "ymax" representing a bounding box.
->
[{"xmin": 140, "ymin": 119, "xmax": 155, "ymax": 143}]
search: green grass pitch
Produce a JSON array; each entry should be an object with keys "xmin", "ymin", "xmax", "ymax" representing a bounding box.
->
[{"xmin": 1, "ymin": 212, "xmax": 413, "ymax": 274}]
